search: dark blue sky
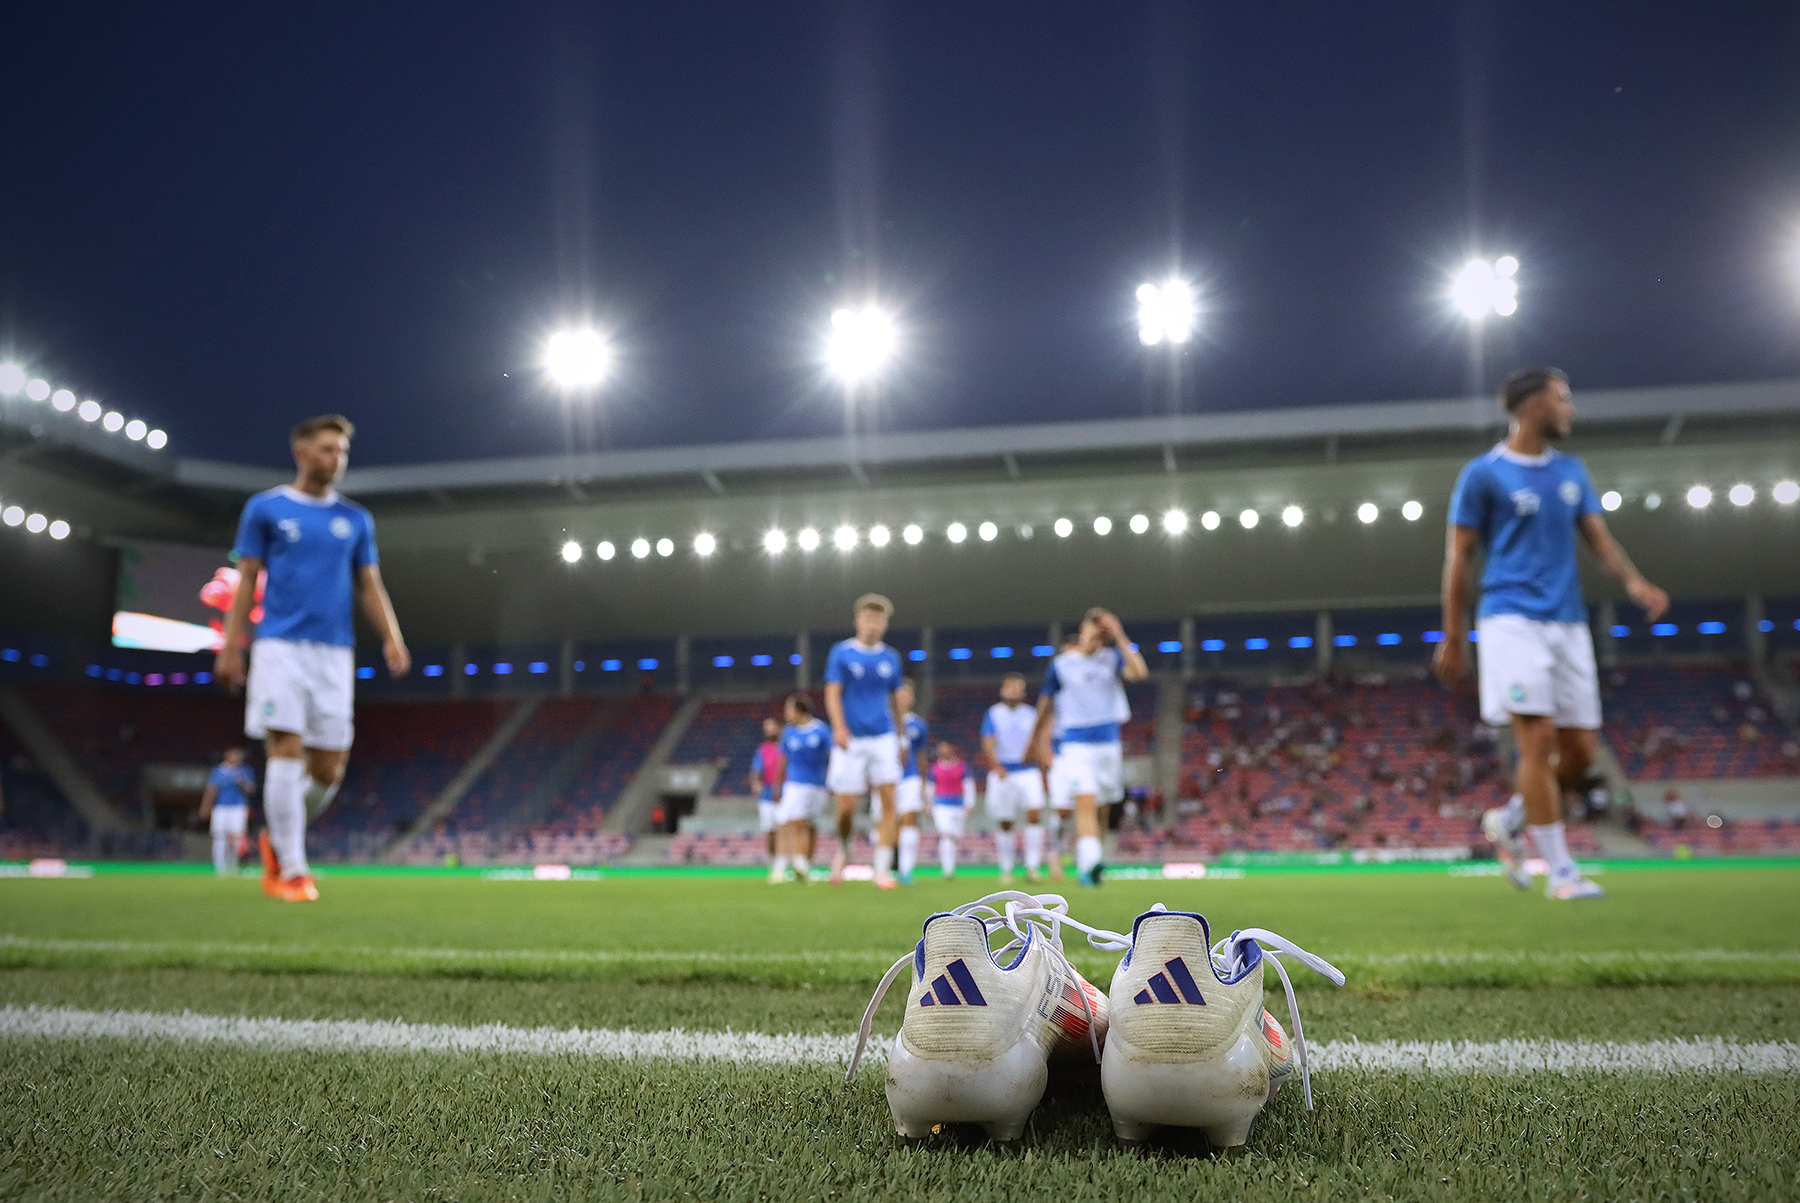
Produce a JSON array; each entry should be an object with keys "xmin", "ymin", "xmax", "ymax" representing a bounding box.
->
[{"xmin": 5, "ymin": 2, "xmax": 1799, "ymax": 467}]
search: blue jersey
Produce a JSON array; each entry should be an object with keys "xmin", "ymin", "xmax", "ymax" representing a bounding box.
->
[
  {"xmin": 980, "ymin": 702, "xmax": 1038, "ymax": 769},
  {"xmin": 823, "ymin": 639, "xmax": 902, "ymax": 737},
  {"xmin": 1042, "ymin": 646, "xmax": 1129, "ymax": 743},
  {"xmin": 900, "ymin": 713, "xmax": 929, "ymax": 779},
  {"xmin": 232, "ymin": 486, "xmax": 378, "ymax": 647},
  {"xmin": 781, "ymin": 719, "xmax": 832, "ymax": 787},
  {"xmin": 1448, "ymin": 444, "xmax": 1601, "ymax": 623},
  {"xmin": 208, "ymin": 764, "xmax": 253, "ymax": 809}
]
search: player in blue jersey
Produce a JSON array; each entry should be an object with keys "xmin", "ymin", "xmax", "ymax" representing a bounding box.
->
[
  {"xmin": 892, "ymin": 677, "xmax": 930, "ymax": 884},
  {"xmin": 773, "ymin": 693, "xmax": 832, "ymax": 882},
  {"xmin": 1435, "ymin": 368, "xmax": 1667, "ymax": 901},
  {"xmin": 197, "ymin": 746, "xmax": 257, "ymax": 877},
  {"xmin": 1029, "ymin": 608, "xmax": 1147, "ymax": 885},
  {"xmin": 823, "ymin": 593, "xmax": 908, "ymax": 888},
  {"xmin": 216, "ymin": 415, "xmax": 409, "ymax": 902},
  {"xmin": 980, "ymin": 673, "xmax": 1040, "ymax": 883}
]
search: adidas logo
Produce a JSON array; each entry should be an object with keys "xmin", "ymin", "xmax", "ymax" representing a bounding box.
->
[
  {"xmin": 918, "ymin": 958, "xmax": 989, "ymax": 1007},
  {"xmin": 1131, "ymin": 957, "xmax": 1206, "ymax": 1006}
]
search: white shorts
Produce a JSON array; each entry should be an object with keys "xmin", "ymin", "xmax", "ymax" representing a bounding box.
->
[
  {"xmin": 1476, "ymin": 614, "xmax": 1602, "ymax": 730},
  {"xmin": 1048, "ymin": 754, "xmax": 1075, "ymax": 812},
  {"xmin": 984, "ymin": 768, "xmax": 1044, "ymax": 823},
  {"xmin": 932, "ymin": 804, "xmax": 966, "ymax": 839},
  {"xmin": 897, "ymin": 776, "xmax": 924, "ymax": 815},
  {"xmin": 245, "ymin": 639, "xmax": 355, "ymax": 750},
  {"xmin": 776, "ymin": 781, "xmax": 829, "ymax": 826},
  {"xmin": 209, "ymin": 805, "xmax": 248, "ymax": 838},
  {"xmin": 826, "ymin": 732, "xmax": 901, "ymax": 794},
  {"xmin": 1059, "ymin": 740, "xmax": 1124, "ymax": 804},
  {"xmin": 758, "ymin": 800, "xmax": 779, "ymax": 834}
]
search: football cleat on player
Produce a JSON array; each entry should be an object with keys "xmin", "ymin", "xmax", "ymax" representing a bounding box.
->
[
  {"xmin": 1547, "ymin": 875, "xmax": 1604, "ymax": 901},
  {"xmin": 1482, "ymin": 804, "xmax": 1533, "ymax": 890},
  {"xmin": 1101, "ymin": 906, "xmax": 1344, "ymax": 1149},
  {"xmin": 847, "ymin": 892, "xmax": 1117, "ymax": 1141},
  {"xmin": 258, "ymin": 830, "xmax": 283, "ymax": 898}
]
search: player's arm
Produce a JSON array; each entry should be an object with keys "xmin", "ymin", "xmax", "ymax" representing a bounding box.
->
[
  {"xmin": 356, "ymin": 564, "xmax": 411, "ymax": 677},
  {"xmin": 216, "ymin": 557, "xmax": 262, "ymax": 690},
  {"xmin": 1432, "ymin": 526, "xmax": 1481, "ymax": 685},
  {"xmin": 824, "ymin": 682, "xmax": 850, "ymax": 749},
  {"xmin": 1104, "ymin": 614, "xmax": 1149, "ymax": 681},
  {"xmin": 1577, "ymin": 513, "xmax": 1669, "ymax": 620},
  {"xmin": 1028, "ymin": 696, "xmax": 1055, "ymax": 768},
  {"xmin": 240, "ymin": 769, "xmax": 257, "ymax": 796},
  {"xmin": 891, "ymin": 690, "xmax": 910, "ymax": 769},
  {"xmin": 198, "ymin": 782, "xmax": 217, "ymax": 821},
  {"xmin": 982, "ymin": 733, "xmax": 1005, "ymax": 777}
]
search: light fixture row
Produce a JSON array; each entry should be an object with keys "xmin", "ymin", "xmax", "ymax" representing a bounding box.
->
[
  {"xmin": 1, "ymin": 502, "xmax": 73, "ymax": 540},
  {"xmin": 0, "ymin": 364, "xmax": 169, "ymax": 449}
]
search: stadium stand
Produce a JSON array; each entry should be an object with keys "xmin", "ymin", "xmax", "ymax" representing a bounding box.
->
[
  {"xmin": 1601, "ymin": 661, "xmax": 1800, "ymax": 780},
  {"xmin": 671, "ymin": 697, "xmax": 784, "ymax": 796}
]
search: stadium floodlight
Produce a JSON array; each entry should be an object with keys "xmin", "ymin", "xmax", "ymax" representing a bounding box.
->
[
  {"xmin": 1401, "ymin": 500, "xmax": 1424, "ymax": 521},
  {"xmin": 693, "ymin": 532, "xmax": 716, "ymax": 556},
  {"xmin": 25, "ymin": 513, "xmax": 47, "ymax": 533},
  {"xmin": 1093, "ymin": 516, "xmax": 1112, "ymax": 535},
  {"xmin": 763, "ymin": 528, "xmax": 787, "ymax": 555},
  {"xmin": 978, "ymin": 521, "xmax": 998, "ymax": 541},
  {"xmin": 1451, "ymin": 257, "xmax": 1519, "ymax": 319},
  {"xmin": 1053, "ymin": 517, "xmax": 1073, "ymax": 537},
  {"xmin": 797, "ymin": 527, "xmax": 821, "ymax": 551},
  {"xmin": 1774, "ymin": 480, "xmax": 1799, "ymax": 504},
  {"xmin": 0, "ymin": 364, "xmax": 24, "ymax": 393},
  {"xmin": 946, "ymin": 522, "xmax": 967, "ymax": 543},
  {"xmin": 1728, "ymin": 484, "xmax": 1755, "ymax": 507},
  {"xmin": 102, "ymin": 411, "xmax": 124, "ymax": 432},
  {"xmin": 1136, "ymin": 279, "xmax": 1197, "ymax": 346},
  {"xmin": 1017, "ymin": 523, "xmax": 1034, "ymax": 539},
  {"xmin": 1, "ymin": 506, "xmax": 22, "ymax": 526},
  {"xmin": 25, "ymin": 378, "xmax": 50, "ymax": 401},
  {"xmin": 1239, "ymin": 509, "xmax": 1258, "ymax": 529},
  {"xmin": 656, "ymin": 538, "xmax": 674, "ymax": 557},
  {"xmin": 560, "ymin": 541, "xmax": 582, "ymax": 564},
  {"xmin": 51, "ymin": 389, "xmax": 75, "ymax": 410},
  {"xmin": 826, "ymin": 304, "xmax": 898, "ymax": 383},
  {"xmin": 125, "ymin": 419, "xmax": 147, "ymax": 441},
  {"xmin": 597, "ymin": 540, "xmax": 616, "ymax": 560},
  {"xmin": 542, "ymin": 327, "xmax": 612, "ymax": 390},
  {"xmin": 1357, "ymin": 502, "xmax": 1379, "ymax": 524},
  {"xmin": 1686, "ymin": 485, "xmax": 1713, "ymax": 508},
  {"xmin": 834, "ymin": 524, "xmax": 858, "ymax": 551},
  {"xmin": 1281, "ymin": 505, "xmax": 1304, "ymax": 528},
  {"xmin": 902, "ymin": 523, "xmax": 923, "ymax": 545},
  {"xmin": 1163, "ymin": 509, "xmax": 1188, "ymax": 534},
  {"xmin": 631, "ymin": 538, "xmax": 651, "ymax": 559},
  {"xmin": 48, "ymin": 519, "xmax": 69, "ymax": 540},
  {"xmin": 1601, "ymin": 490, "xmax": 1622, "ymax": 511},
  {"xmin": 1128, "ymin": 513, "xmax": 1149, "ymax": 534},
  {"xmin": 77, "ymin": 400, "xmax": 99, "ymax": 421},
  {"xmin": 145, "ymin": 429, "xmax": 167, "ymax": 450},
  {"xmin": 1200, "ymin": 510, "xmax": 1220, "ymax": 530},
  {"xmin": 869, "ymin": 524, "xmax": 891, "ymax": 547},
  {"xmin": 1644, "ymin": 492, "xmax": 1662, "ymax": 510}
]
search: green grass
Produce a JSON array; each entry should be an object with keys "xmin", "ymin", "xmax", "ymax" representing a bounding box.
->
[{"xmin": 2, "ymin": 866, "xmax": 1798, "ymax": 1200}]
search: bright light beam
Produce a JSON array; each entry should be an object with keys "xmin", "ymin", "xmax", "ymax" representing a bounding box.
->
[
  {"xmin": 1451, "ymin": 257, "xmax": 1520, "ymax": 319},
  {"xmin": 825, "ymin": 305, "xmax": 898, "ymax": 383},
  {"xmin": 543, "ymin": 328, "xmax": 613, "ymax": 390},
  {"xmin": 1136, "ymin": 279, "xmax": 1197, "ymax": 346}
]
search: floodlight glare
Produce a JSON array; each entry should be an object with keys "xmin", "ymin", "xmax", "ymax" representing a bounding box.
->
[
  {"xmin": 1495, "ymin": 256, "xmax": 1519, "ymax": 278},
  {"xmin": 0, "ymin": 364, "xmax": 24, "ymax": 393},
  {"xmin": 125, "ymin": 419, "xmax": 147, "ymax": 441},
  {"xmin": 543, "ymin": 328, "xmax": 613, "ymax": 390},
  {"xmin": 51, "ymin": 389, "xmax": 75, "ymax": 410},
  {"xmin": 834, "ymin": 524, "xmax": 858, "ymax": 551},
  {"xmin": 869, "ymin": 524, "xmax": 891, "ymax": 547},
  {"xmin": 977, "ymin": 521, "xmax": 998, "ymax": 541},
  {"xmin": 25, "ymin": 378, "xmax": 50, "ymax": 401},
  {"xmin": 797, "ymin": 527, "xmax": 821, "ymax": 551},
  {"xmin": 78, "ymin": 400, "xmax": 101, "ymax": 422},
  {"xmin": 656, "ymin": 538, "xmax": 674, "ymax": 557},
  {"xmin": 145, "ymin": 429, "xmax": 168, "ymax": 450},
  {"xmin": 1728, "ymin": 484, "xmax": 1754, "ymax": 506},
  {"xmin": 902, "ymin": 523, "xmax": 923, "ymax": 545},
  {"xmin": 1645, "ymin": 492, "xmax": 1663, "ymax": 510},
  {"xmin": 1282, "ymin": 505, "xmax": 1304, "ymax": 528},
  {"xmin": 1093, "ymin": 516, "xmax": 1112, "ymax": 535},
  {"xmin": 1163, "ymin": 509, "xmax": 1188, "ymax": 534},
  {"xmin": 1136, "ymin": 278, "xmax": 1198, "ymax": 346},
  {"xmin": 946, "ymin": 522, "xmax": 967, "ymax": 543},
  {"xmin": 693, "ymin": 532, "xmax": 716, "ymax": 556},
  {"xmin": 48, "ymin": 519, "xmax": 69, "ymax": 540},
  {"xmin": 2, "ymin": 506, "xmax": 22, "ymax": 525},
  {"xmin": 1200, "ymin": 510, "xmax": 1220, "ymax": 531},
  {"xmin": 1357, "ymin": 502, "xmax": 1379, "ymax": 524},
  {"xmin": 25, "ymin": 513, "xmax": 47, "ymax": 533},
  {"xmin": 1686, "ymin": 485, "xmax": 1713, "ymax": 508},
  {"xmin": 1053, "ymin": 517, "xmax": 1073, "ymax": 537},
  {"xmin": 1239, "ymin": 509, "xmax": 1259, "ymax": 529},
  {"xmin": 1601, "ymin": 491, "xmax": 1622, "ymax": 511},
  {"xmin": 763, "ymin": 529, "xmax": 787, "ymax": 555},
  {"xmin": 1401, "ymin": 500, "xmax": 1424, "ymax": 521},
  {"xmin": 102, "ymin": 411, "xmax": 124, "ymax": 432},
  {"xmin": 826, "ymin": 305, "xmax": 898, "ymax": 382},
  {"xmin": 631, "ymin": 538, "xmax": 651, "ymax": 558},
  {"xmin": 1774, "ymin": 481, "xmax": 1799, "ymax": 504},
  {"xmin": 561, "ymin": 541, "xmax": 582, "ymax": 563},
  {"xmin": 1129, "ymin": 513, "xmax": 1149, "ymax": 534},
  {"xmin": 1451, "ymin": 257, "xmax": 1520, "ymax": 319},
  {"xmin": 597, "ymin": 540, "xmax": 616, "ymax": 560}
]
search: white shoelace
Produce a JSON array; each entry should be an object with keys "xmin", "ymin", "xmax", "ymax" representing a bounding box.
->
[
  {"xmin": 845, "ymin": 891, "xmax": 1121, "ymax": 1083},
  {"xmin": 1209, "ymin": 922, "xmax": 1346, "ymax": 1109}
]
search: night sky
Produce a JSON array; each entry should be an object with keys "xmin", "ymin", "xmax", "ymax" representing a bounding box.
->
[{"xmin": 5, "ymin": 2, "xmax": 1799, "ymax": 468}]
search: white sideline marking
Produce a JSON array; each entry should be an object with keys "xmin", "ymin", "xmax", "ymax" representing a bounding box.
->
[{"xmin": 2, "ymin": 1006, "xmax": 1797, "ymax": 1074}]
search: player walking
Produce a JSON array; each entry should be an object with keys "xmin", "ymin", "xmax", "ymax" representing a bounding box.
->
[
  {"xmin": 1434, "ymin": 367, "xmax": 1667, "ymax": 900},
  {"xmin": 773, "ymin": 693, "xmax": 831, "ymax": 882},
  {"xmin": 980, "ymin": 673, "xmax": 1040, "ymax": 883},
  {"xmin": 216, "ymin": 415, "xmax": 409, "ymax": 902},
  {"xmin": 197, "ymin": 746, "xmax": 256, "ymax": 877},
  {"xmin": 929, "ymin": 739, "xmax": 975, "ymax": 878},
  {"xmin": 1030, "ymin": 608, "xmax": 1148, "ymax": 885},
  {"xmin": 893, "ymin": 678, "xmax": 930, "ymax": 884},
  {"xmin": 823, "ymin": 593, "xmax": 907, "ymax": 888},
  {"xmin": 750, "ymin": 716, "xmax": 785, "ymax": 880}
]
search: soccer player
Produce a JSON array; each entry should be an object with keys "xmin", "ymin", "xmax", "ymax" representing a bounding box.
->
[
  {"xmin": 823, "ymin": 593, "xmax": 907, "ymax": 888},
  {"xmin": 980, "ymin": 673, "xmax": 1041, "ymax": 882},
  {"xmin": 750, "ymin": 716, "xmax": 785, "ymax": 881},
  {"xmin": 1030, "ymin": 608, "xmax": 1148, "ymax": 885},
  {"xmin": 1434, "ymin": 367, "xmax": 1668, "ymax": 901},
  {"xmin": 929, "ymin": 739, "xmax": 975, "ymax": 878},
  {"xmin": 773, "ymin": 693, "xmax": 831, "ymax": 882},
  {"xmin": 197, "ymin": 746, "xmax": 256, "ymax": 877},
  {"xmin": 216, "ymin": 415, "xmax": 410, "ymax": 903},
  {"xmin": 893, "ymin": 678, "xmax": 930, "ymax": 884}
]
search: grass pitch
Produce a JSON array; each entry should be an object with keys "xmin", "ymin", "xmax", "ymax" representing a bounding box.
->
[{"xmin": 2, "ymin": 865, "xmax": 1797, "ymax": 1201}]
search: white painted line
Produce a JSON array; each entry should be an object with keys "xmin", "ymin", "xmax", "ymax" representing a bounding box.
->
[{"xmin": 2, "ymin": 1006, "xmax": 1796, "ymax": 1074}]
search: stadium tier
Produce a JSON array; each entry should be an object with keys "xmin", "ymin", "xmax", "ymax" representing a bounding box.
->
[{"xmin": 1602, "ymin": 661, "xmax": 1800, "ymax": 779}]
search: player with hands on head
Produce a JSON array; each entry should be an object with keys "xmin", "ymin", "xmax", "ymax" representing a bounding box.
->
[{"xmin": 823, "ymin": 593, "xmax": 908, "ymax": 889}]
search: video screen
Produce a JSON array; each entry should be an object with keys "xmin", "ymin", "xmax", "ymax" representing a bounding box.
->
[{"xmin": 112, "ymin": 539, "xmax": 259, "ymax": 653}]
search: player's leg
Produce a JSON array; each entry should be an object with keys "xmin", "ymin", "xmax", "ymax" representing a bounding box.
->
[
  {"xmin": 866, "ymin": 735, "xmax": 903, "ymax": 888},
  {"xmin": 209, "ymin": 807, "xmax": 235, "ymax": 876},
  {"xmin": 985, "ymin": 774, "xmax": 1017, "ymax": 881},
  {"xmin": 261, "ymin": 730, "xmax": 310, "ymax": 891},
  {"xmin": 933, "ymin": 803, "xmax": 963, "ymax": 877},
  {"xmin": 1062, "ymin": 743, "xmax": 1106, "ymax": 883},
  {"xmin": 896, "ymin": 777, "xmax": 922, "ymax": 883},
  {"xmin": 1051, "ymin": 809, "xmax": 1072, "ymax": 879},
  {"xmin": 1540, "ymin": 621, "xmax": 1605, "ymax": 899},
  {"xmin": 826, "ymin": 743, "xmax": 861, "ymax": 884},
  {"xmin": 1018, "ymin": 771, "xmax": 1047, "ymax": 881},
  {"xmin": 1477, "ymin": 615, "xmax": 1551, "ymax": 888},
  {"xmin": 245, "ymin": 640, "xmax": 308, "ymax": 895}
]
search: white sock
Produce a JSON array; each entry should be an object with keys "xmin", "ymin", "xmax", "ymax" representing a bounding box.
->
[
  {"xmin": 794, "ymin": 856, "xmax": 810, "ymax": 879},
  {"xmin": 940, "ymin": 836, "xmax": 957, "ymax": 876},
  {"xmin": 1501, "ymin": 793, "xmax": 1526, "ymax": 834},
  {"xmin": 874, "ymin": 845, "xmax": 895, "ymax": 880},
  {"xmin": 212, "ymin": 835, "xmax": 234, "ymax": 876},
  {"xmin": 1530, "ymin": 823, "xmax": 1577, "ymax": 883},
  {"xmin": 303, "ymin": 776, "xmax": 341, "ymax": 821},
  {"xmin": 994, "ymin": 827, "xmax": 1016, "ymax": 876},
  {"xmin": 264, "ymin": 758, "xmax": 310, "ymax": 879},
  {"xmin": 898, "ymin": 827, "xmax": 919, "ymax": 877},
  {"xmin": 771, "ymin": 856, "xmax": 788, "ymax": 876},
  {"xmin": 1023, "ymin": 824, "xmax": 1045, "ymax": 874},
  {"xmin": 1077, "ymin": 835, "xmax": 1103, "ymax": 875}
]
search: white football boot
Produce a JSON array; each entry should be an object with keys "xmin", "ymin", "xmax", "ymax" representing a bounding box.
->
[
  {"xmin": 1482, "ymin": 807, "xmax": 1533, "ymax": 890},
  {"xmin": 1101, "ymin": 906, "xmax": 1344, "ymax": 1148},
  {"xmin": 847, "ymin": 891, "xmax": 1114, "ymax": 1141}
]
